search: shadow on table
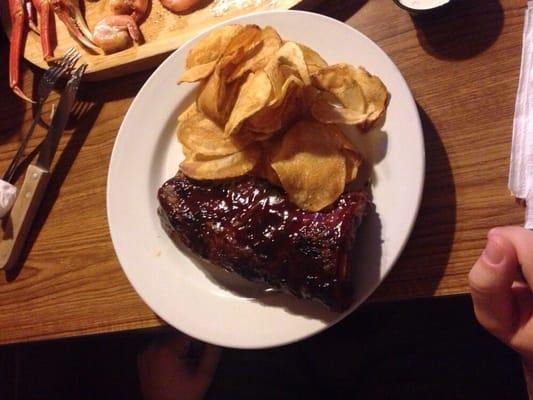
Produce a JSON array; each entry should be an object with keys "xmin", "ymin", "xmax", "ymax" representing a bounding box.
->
[
  {"xmin": 413, "ymin": 0, "xmax": 504, "ymax": 60},
  {"xmin": 373, "ymin": 104, "xmax": 456, "ymax": 300},
  {"xmin": 5, "ymin": 101, "xmax": 103, "ymax": 281},
  {"xmin": 297, "ymin": 0, "xmax": 368, "ymax": 22},
  {"xmin": 78, "ymin": 69, "xmax": 153, "ymax": 103}
]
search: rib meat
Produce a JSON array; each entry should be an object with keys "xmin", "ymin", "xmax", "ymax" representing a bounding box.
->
[{"xmin": 158, "ymin": 172, "xmax": 368, "ymax": 311}]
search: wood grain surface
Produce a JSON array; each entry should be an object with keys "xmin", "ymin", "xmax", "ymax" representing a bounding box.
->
[
  {"xmin": 0, "ymin": 0, "xmax": 527, "ymax": 344},
  {"xmin": 0, "ymin": 0, "xmax": 302, "ymax": 80}
]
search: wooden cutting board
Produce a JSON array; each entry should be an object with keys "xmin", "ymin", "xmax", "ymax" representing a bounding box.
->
[{"xmin": 1, "ymin": 0, "xmax": 302, "ymax": 80}]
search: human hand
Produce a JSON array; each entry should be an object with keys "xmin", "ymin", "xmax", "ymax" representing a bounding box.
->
[
  {"xmin": 469, "ymin": 226, "xmax": 533, "ymax": 357},
  {"xmin": 137, "ymin": 332, "xmax": 221, "ymax": 400},
  {"xmin": 469, "ymin": 226, "xmax": 533, "ymax": 366}
]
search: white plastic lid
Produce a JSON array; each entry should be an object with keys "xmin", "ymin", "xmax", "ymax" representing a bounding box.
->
[{"xmin": 398, "ymin": 0, "xmax": 450, "ymax": 11}]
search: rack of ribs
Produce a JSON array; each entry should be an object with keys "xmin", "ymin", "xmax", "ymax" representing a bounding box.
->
[{"xmin": 158, "ymin": 172, "xmax": 368, "ymax": 311}]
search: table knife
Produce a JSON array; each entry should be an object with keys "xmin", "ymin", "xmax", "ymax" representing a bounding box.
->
[{"xmin": 0, "ymin": 64, "xmax": 87, "ymax": 271}]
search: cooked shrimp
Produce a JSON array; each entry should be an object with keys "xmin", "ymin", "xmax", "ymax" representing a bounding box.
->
[
  {"xmin": 108, "ymin": 0, "xmax": 148, "ymax": 21},
  {"xmin": 92, "ymin": 0, "xmax": 147, "ymax": 54},
  {"xmin": 92, "ymin": 14, "xmax": 142, "ymax": 53},
  {"xmin": 159, "ymin": 0, "xmax": 203, "ymax": 13}
]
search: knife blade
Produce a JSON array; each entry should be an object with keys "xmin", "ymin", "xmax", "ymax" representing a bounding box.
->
[{"xmin": 0, "ymin": 64, "xmax": 87, "ymax": 271}]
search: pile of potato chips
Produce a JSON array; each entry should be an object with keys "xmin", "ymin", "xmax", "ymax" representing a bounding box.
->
[{"xmin": 176, "ymin": 24, "xmax": 388, "ymax": 211}]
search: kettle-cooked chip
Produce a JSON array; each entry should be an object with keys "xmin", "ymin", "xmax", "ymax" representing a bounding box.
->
[
  {"xmin": 311, "ymin": 63, "xmax": 366, "ymax": 113},
  {"xmin": 176, "ymin": 24, "xmax": 389, "ymax": 211},
  {"xmin": 177, "ymin": 108, "xmax": 253, "ymax": 156},
  {"xmin": 218, "ymin": 25, "xmax": 263, "ymax": 73},
  {"xmin": 228, "ymin": 26, "xmax": 283, "ymax": 83},
  {"xmin": 246, "ymin": 81, "xmax": 302, "ymax": 134},
  {"xmin": 196, "ymin": 67, "xmax": 225, "ymax": 124},
  {"xmin": 298, "ymin": 43, "xmax": 328, "ymax": 75},
  {"xmin": 310, "ymin": 98, "xmax": 368, "ymax": 125},
  {"xmin": 353, "ymin": 66, "xmax": 388, "ymax": 131},
  {"xmin": 180, "ymin": 143, "xmax": 261, "ymax": 180},
  {"xmin": 178, "ymin": 60, "xmax": 218, "ymax": 83},
  {"xmin": 178, "ymin": 102, "xmax": 198, "ymax": 122},
  {"xmin": 264, "ymin": 42, "xmax": 310, "ymax": 90},
  {"xmin": 343, "ymin": 148, "xmax": 362, "ymax": 182},
  {"xmin": 224, "ymin": 71, "xmax": 272, "ymax": 137},
  {"xmin": 196, "ymin": 66, "xmax": 245, "ymax": 125},
  {"xmin": 257, "ymin": 137, "xmax": 283, "ymax": 187},
  {"xmin": 271, "ymin": 120, "xmax": 346, "ymax": 211},
  {"xmin": 185, "ymin": 24, "xmax": 244, "ymax": 69},
  {"xmin": 324, "ymin": 123, "xmax": 362, "ymax": 182}
]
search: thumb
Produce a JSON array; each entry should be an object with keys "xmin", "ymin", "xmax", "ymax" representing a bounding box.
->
[{"xmin": 469, "ymin": 234, "xmax": 518, "ymax": 339}]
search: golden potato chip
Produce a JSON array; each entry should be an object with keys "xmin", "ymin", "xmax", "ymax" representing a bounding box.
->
[
  {"xmin": 194, "ymin": 26, "xmax": 264, "ymax": 124},
  {"xmin": 260, "ymin": 163, "xmax": 281, "ymax": 187},
  {"xmin": 182, "ymin": 145, "xmax": 194, "ymax": 159},
  {"xmin": 310, "ymin": 98, "xmax": 368, "ymax": 125},
  {"xmin": 246, "ymin": 80, "xmax": 302, "ymax": 133},
  {"xmin": 271, "ymin": 120, "xmax": 346, "ymax": 211},
  {"xmin": 263, "ymin": 42, "xmax": 310, "ymax": 95},
  {"xmin": 180, "ymin": 143, "xmax": 261, "ymax": 180},
  {"xmin": 271, "ymin": 73, "xmax": 303, "ymax": 107},
  {"xmin": 196, "ymin": 67, "xmax": 224, "ymax": 124},
  {"xmin": 224, "ymin": 71, "xmax": 272, "ymax": 137},
  {"xmin": 196, "ymin": 67, "xmax": 245, "ymax": 125},
  {"xmin": 353, "ymin": 66, "xmax": 388, "ymax": 131},
  {"xmin": 178, "ymin": 102, "xmax": 198, "ymax": 122},
  {"xmin": 257, "ymin": 137, "xmax": 282, "ymax": 186},
  {"xmin": 311, "ymin": 63, "xmax": 365, "ymax": 113},
  {"xmin": 245, "ymin": 105, "xmax": 281, "ymax": 133},
  {"xmin": 343, "ymin": 149, "xmax": 362, "ymax": 182},
  {"xmin": 263, "ymin": 61, "xmax": 287, "ymax": 105},
  {"xmin": 177, "ymin": 109, "xmax": 253, "ymax": 156},
  {"xmin": 277, "ymin": 42, "xmax": 311, "ymax": 85},
  {"xmin": 178, "ymin": 60, "xmax": 218, "ymax": 83},
  {"xmin": 323, "ymin": 123, "xmax": 362, "ymax": 182},
  {"xmin": 223, "ymin": 77, "xmax": 248, "ymax": 120},
  {"xmin": 227, "ymin": 26, "xmax": 283, "ymax": 83},
  {"xmin": 175, "ymin": 24, "xmax": 388, "ymax": 210},
  {"xmin": 298, "ymin": 43, "xmax": 328, "ymax": 75},
  {"xmin": 217, "ymin": 25, "xmax": 263, "ymax": 73},
  {"xmin": 298, "ymin": 85, "xmax": 320, "ymax": 111},
  {"xmin": 262, "ymin": 60, "xmax": 305, "ymax": 129},
  {"xmin": 186, "ymin": 25, "xmax": 244, "ymax": 69}
]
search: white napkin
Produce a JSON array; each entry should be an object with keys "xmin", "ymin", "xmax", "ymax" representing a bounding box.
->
[
  {"xmin": 0, "ymin": 179, "xmax": 17, "ymax": 218},
  {"xmin": 509, "ymin": 1, "xmax": 533, "ymax": 229}
]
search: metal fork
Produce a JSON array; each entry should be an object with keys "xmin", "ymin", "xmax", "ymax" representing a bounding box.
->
[{"xmin": 2, "ymin": 48, "xmax": 81, "ymax": 183}]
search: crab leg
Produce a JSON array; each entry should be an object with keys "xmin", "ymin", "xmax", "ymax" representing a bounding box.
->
[
  {"xmin": 8, "ymin": 0, "xmax": 34, "ymax": 102},
  {"xmin": 26, "ymin": 0, "xmax": 39, "ymax": 33},
  {"xmin": 32, "ymin": 0, "xmax": 55, "ymax": 60},
  {"xmin": 50, "ymin": 0, "xmax": 99, "ymax": 52}
]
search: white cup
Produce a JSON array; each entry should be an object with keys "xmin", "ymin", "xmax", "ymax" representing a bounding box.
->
[{"xmin": 393, "ymin": 0, "xmax": 452, "ymax": 13}]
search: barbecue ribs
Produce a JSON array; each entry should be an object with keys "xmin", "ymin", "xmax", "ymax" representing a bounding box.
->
[{"xmin": 158, "ymin": 172, "xmax": 368, "ymax": 311}]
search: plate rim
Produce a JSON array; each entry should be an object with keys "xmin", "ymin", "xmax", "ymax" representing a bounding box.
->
[{"xmin": 107, "ymin": 9, "xmax": 425, "ymax": 349}]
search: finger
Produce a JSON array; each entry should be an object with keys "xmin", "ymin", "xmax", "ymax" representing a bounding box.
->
[
  {"xmin": 197, "ymin": 344, "xmax": 221, "ymax": 379},
  {"xmin": 469, "ymin": 233, "xmax": 518, "ymax": 339},
  {"xmin": 489, "ymin": 226, "xmax": 533, "ymax": 286}
]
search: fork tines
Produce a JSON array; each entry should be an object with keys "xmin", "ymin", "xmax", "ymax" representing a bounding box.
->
[
  {"xmin": 2, "ymin": 48, "xmax": 83, "ymax": 183},
  {"xmin": 37, "ymin": 49, "xmax": 81, "ymax": 103}
]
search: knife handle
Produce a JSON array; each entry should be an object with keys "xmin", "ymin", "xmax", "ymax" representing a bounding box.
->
[{"xmin": 0, "ymin": 165, "xmax": 50, "ymax": 271}]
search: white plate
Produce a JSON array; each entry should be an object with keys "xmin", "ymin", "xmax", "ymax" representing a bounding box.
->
[{"xmin": 107, "ymin": 10, "xmax": 425, "ymax": 349}]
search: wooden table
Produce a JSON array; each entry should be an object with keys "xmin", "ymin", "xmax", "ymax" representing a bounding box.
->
[{"xmin": 0, "ymin": 0, "xmax": 526, "ymax": 345}]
